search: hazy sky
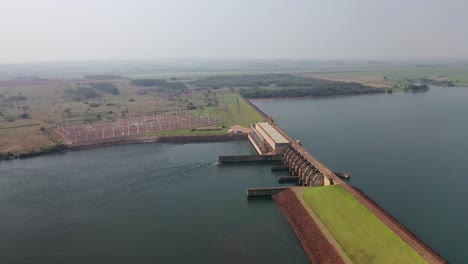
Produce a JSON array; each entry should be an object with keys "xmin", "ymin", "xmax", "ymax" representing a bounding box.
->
[{"xmin": 1, "ymin": 0, "xmax": 467, "ymax": 63}]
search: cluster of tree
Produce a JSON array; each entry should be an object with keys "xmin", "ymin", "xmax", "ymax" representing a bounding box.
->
[
  {"xmin": 16, "ymin": 144, "xmax": 66, "ymax": 159},
  {"xmin": 90, "ymin": 82, "xmax": 119, "ymax": 95},
  {"xmin": 405, "ymin": 83, "xmax": 430, "ymax": 92},
  {"xmin": 240, "ymin": 86, "xmax": 383, "ymax": 98},
  {"xmin": 1, "ymin": 143, "xmax": 67, "ymax": 161},
  {"xmin": 14, "ymin": 76, "xmax": 42, "ymax": 81},
  {"xmin": 83, "ymin": 112, "xmax": 103, "ymax": 123},
  {"xmin": 136, "ymin": 88, "xmax": 156, "ymax": 95},
  {"xmin": 18, "ymin": 113, "xmax": 30, "ymax": 119},
  {"xmin": 64, "ymin": 87, "xmax": 102, "ymax": 101},
  {"xmin": 0, "ymin": 152, "xmax": 16, "ymax": 161},
  {"xmin": 416, "ymin": 78, "xmax": 455, "ymax": 87},
  {"xmin": 8, "ymin": 92, "xmax": 27, "ymax": 101},
  {"xmin": 83, "ymin": 75, "xmax": 123, "ymax": 80},
  {"xmin": 158, "ymin": 82, "xmax": 188, "ymax": 92},
  {"xmin": 131, "ymin": 79, "xmax": 188, "ymax": 90},
  {"xmin": 89, "ymin": 102, "xmax": 100, "ymax": 108},
  {"xmin": 193, "ymin": 73, "xmax": 383, "ymax": 98},
  {"xmin": 1, "ymin": 112, "xmax": 22, "ymax": 122},
  {"xmin": 186, "ymin": 102, "xmax": 197, "ymax": 110},
  {"xmin": 64, "ymin": 108, "xmax": 73, "ymax": 118},
  {"xmin": 192, "ymin": 74, "xmax": 354, "ymax": 89},
  {"xmin": 130, "ymin": 79, "xmax": 168, "ymax": 87},
  {"xmin": 64, "ymin": 82, "xmax": 120, "ymax": 102},
  {"xmin": 133, "ymin": 79, "xmax": 189, "ymax": 97}
]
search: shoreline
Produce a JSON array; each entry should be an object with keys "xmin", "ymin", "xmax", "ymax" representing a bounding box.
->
[
  {"xmin": 246, "ymin": 90, "xmax": 388, "ymax": 101},
  {"xmin": 246, "ymin": 85, "xmax": 468, "ymax": 102},
  {"xmin": 66, "ymin": 134, "xmax": 248, "ymax": 151},
  {"xmin": 0, "ymin": 133, "xmax": 248, "ymax": 162}
]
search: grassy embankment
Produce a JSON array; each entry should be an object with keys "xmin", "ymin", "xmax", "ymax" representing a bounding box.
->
[
  {"xmin": 221, "ymin": 94, "xmax": 265, "ymax": 127},
  {"xmin": 303, "ymin": 185, "xmax": 427, "ymax": 264}
]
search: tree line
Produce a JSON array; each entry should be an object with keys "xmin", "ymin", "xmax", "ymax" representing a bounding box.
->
[
  {"xmin": 131, "ymin": 79, "xmax": 188, "ymax": 96},
  {"xmin": 193, "ymin": 74, "xmax": 383, "ymax": 98},
  {"xmin": 239, "ymin": 86, "xmax": 383, "ymax": 98},
  {"xmin": 405, "ymin": 83, "xmax": 430, "ymax": 92},
  {"xmin": 64, "ymin": 82, "xmax": 120, "ymax": 101}
]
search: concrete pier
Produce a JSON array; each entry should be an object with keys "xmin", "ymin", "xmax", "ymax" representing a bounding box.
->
[
  {"xmin": 278, "ymin": 176, "xmax": 300, "ymax": 182},
  {"xmin": 335, "ymin": 172, "xmax": 351, "ymax": 179},
  {"xmin": 247, "ymin": 187, "xmax": 288, "ymax": 197},
  {"xmin": 218, "ymin": 154, "xmax": 282, "ymax": 163},
  {"xmin": 271, "ymin": 165, "xmax": 289, "ymax": 171}
]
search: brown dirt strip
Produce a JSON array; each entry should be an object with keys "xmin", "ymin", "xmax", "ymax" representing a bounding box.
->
[
  {"xmin": 219, "ymin": 96, "xmax": 239, "ymax": 125},
  {"xmin": 273, "ymin": 188, "xmax": 346, "ymax": 264}
]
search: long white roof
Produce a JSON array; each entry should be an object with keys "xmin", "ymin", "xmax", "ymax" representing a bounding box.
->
[{"xmin": 257, "ymin": 122, "xmax": 290, "ymax": 144}]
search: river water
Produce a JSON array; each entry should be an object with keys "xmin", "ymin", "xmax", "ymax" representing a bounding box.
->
[
  {"xmin": 0, "ymin": 143, "xmax": 307, "ymax": 263},
  {"xmin": 0, "ymin": 86, "xmax": 466, "ymax": 263},
  {"xmin": 253, "ymin": 86, "xmax": 468, "ymax": 263}
]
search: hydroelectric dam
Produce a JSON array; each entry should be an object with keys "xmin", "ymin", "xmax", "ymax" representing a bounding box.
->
[
  {"xmin": 218, "ymin": 120, "xmax": 341, "ymax": 187},
  {"xmin": 217, "ymin": 117, "xmax": 446, "ymax": 264}
]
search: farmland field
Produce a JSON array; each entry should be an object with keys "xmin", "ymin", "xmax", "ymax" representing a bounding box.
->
[
  {"xmin": 0, "ymin": 77, "xmax": 259, "ymax": 155},
  {"xmin": 301, "ymin": 65, "xmax": 468, "ymax": 88},
  {"xmin": 1, "ymin": 64, "xmax": 466, "ymax": 156}
]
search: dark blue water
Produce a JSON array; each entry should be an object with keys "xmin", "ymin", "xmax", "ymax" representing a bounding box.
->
[
  {"xmin": 253, "ymin": 86, "xmax": 468, "ymax": 263},
  {"xmin": 0, "ymin": 142, "xmax": 307, "ymax": 264}
]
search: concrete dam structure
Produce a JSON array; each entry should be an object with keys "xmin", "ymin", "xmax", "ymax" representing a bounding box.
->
[
  {"xmin": 246, "ymin": 121, "xmax": 336, "ymax": 187},
  {"xmin": 282, "ymin": 146, "xmax": 331, "ymax": 186},
  {"xmin": 218, "ymin": 120, "xmax": 338, "ymax": 187},
  {"xmin": 248, "ymin": 122, "xmax": 290, "ymax": 155},
  {"xmin": 218, "ymin": 106, "xmax": 447, "ymax": 263}
]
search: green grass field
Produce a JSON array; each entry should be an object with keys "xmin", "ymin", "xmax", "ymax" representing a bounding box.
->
[
  {"xmin": 303, "ymin": 185, "xmax": 427, "ymax": 264},
  {"xmin": 192, "ymin": 103, "xmax": 232, "ymax": 128},
  {"xmin": 221, "ymin": 94, "xmax": 265, "ymax": 127},
  {"xmin": 140, "ymin": 94, "xmax": 264, "ymax": 137},
  {"xmin": 379, "ymin": 65, "xmax": 468, "ymax": 85}
]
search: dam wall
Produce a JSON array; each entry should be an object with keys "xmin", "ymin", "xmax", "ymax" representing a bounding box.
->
[{"xmin": 218, "ymin": 154, "xmax": 282, "ymax": 163}]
